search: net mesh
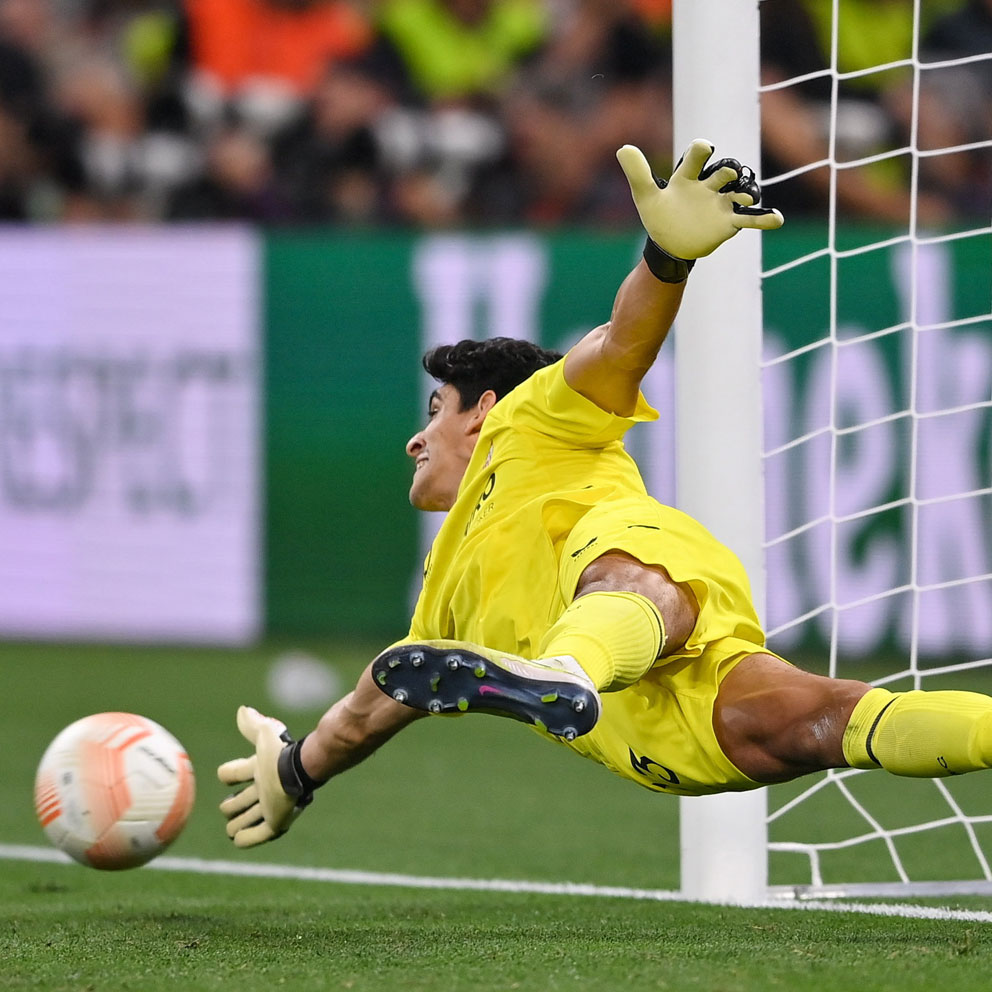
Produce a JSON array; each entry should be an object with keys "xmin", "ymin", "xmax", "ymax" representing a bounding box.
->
[{"xmin": 758, "ymin": 0, "xmax": 992, "ymax": 894}]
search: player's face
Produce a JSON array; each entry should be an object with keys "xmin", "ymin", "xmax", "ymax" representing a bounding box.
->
[{"xmin": 406, "ymin": 384, "xmax": 481, "ymax": 511}]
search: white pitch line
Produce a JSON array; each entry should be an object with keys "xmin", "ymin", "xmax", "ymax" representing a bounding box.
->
[{"xmin": 3, "ymin": 843, "xmax": 992, "ymax": 923}]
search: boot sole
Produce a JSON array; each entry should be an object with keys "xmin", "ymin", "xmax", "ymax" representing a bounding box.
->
[{"xmin": 371, "ymin": 643, "xmax": 599, "ymax": 741}]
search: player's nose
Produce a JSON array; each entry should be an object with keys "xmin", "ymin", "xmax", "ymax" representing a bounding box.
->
[{"xmin": 406, "ymin": 432, "xmax": 425, "ymax": 458}]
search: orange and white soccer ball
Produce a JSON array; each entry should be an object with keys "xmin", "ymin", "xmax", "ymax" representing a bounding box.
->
[{"xmin": 34, "ymin": 712, "xmax": 195, "ymax": 871}]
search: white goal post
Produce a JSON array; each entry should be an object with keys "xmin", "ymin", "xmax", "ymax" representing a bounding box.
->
[{"xmin": 672, "ymin": 0, "xmax": 768, "ymax": 904}]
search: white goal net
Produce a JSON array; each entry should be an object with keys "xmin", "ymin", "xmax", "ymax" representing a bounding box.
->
[
  {"xmin": 757, "ymin": 0, "xmax": 992, "ymax": 899},
  {"xmin": 674, "ymin": 0, "xmax": 992, "ymax": 901}
]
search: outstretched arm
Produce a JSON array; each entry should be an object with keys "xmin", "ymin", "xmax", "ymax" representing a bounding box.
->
[
  {"xmin": 564, "ymin": 139, "xmax": 783, "ymax": 416},
  {"xmin": 217, "ymin": 664, "xmax": 423, "ymax": 848}
]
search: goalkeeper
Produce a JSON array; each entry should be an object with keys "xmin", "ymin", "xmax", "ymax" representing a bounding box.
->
[{"xmin": 220, "ymin": 139, "xmax": 992, "ymax": 846}]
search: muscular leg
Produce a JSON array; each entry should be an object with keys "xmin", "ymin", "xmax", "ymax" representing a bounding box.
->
[
  {"xmin": 713, "ymin": 654, "xmax": 870, "ymax": 783},
  {"xmin": 714, "ymin": 653, "xmax": 992, "ymax": 785}
]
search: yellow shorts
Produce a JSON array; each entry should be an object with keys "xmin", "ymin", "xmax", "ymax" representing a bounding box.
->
[{"xmin": 542, "ymin": 496, "xmax": 783, "ymax": 796}]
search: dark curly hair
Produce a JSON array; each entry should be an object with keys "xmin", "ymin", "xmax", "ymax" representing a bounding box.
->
[{"xmin": 422, "ymin": 337, "xmax": 563, "ymax": 410}]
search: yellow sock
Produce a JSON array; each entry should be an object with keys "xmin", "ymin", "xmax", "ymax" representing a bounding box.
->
[
  {"xmin": 842, "ymin": 686, "xmax": 992, "ymax": 777},
  {"xmin": 538, "ymin": 591, "xmax": 665, "ymax": 692}
]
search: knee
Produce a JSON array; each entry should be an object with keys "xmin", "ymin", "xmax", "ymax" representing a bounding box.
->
[
  {"xmin": 575, "ymin": 552, "xmax": 698, "ymax": 654},
  {"xmin": 575, "ymin": 552, "xmax": 658, "ymax": 598}
]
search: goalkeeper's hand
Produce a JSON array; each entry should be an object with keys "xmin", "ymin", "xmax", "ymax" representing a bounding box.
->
[
  {"xmin": 617, "ymin": 138, "xmax": 784, "ymax": 261},
  {"xmin": 217, "ymin": 705, "xmax": 316, "ymax": 848}
]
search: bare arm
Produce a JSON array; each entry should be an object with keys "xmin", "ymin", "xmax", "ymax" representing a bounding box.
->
[
  {"xmin": 563, "ymin": 259, "xmax": 685, "ymax": 416},
  {"xmin": 299, "ymin": 664, "xmax": 426, "ymax": 783}
]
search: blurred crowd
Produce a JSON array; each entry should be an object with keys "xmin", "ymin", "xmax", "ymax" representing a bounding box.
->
[{"xmin": 0, "ymin": 0, "xmax": 989, "ymax": 226}]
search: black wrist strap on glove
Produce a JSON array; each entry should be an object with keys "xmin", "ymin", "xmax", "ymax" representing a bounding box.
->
[
  {"xmin": 276, "ymin": 733, "xmax": 322, "ymax": 808},
  {"xmin": 643, "ymin": 237, "xmax": 695, "ymax": 284}
]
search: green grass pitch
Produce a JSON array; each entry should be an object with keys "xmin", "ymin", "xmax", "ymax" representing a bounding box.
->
[{"xmin": 3, "ymin": 639, "xmax": 992, "ymax": 991}]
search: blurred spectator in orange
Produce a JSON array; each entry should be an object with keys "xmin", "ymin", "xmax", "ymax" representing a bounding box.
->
[{"xmin": 183, "ymin": 0, "xmax": 372, "ymax": 135}]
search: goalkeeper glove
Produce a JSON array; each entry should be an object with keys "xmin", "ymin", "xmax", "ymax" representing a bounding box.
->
[
  {"xmin": 217, "ymin": 705, "xmax": 320, "ymax": 848},
  {"xmin": 617, "ymin": 138, "xmax": 784, "ymax": 280}
]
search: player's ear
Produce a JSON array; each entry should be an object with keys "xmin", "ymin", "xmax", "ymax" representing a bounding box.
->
[{"xmin": 465, "ymin": 390, "xmax": 497, "ymax": 435}]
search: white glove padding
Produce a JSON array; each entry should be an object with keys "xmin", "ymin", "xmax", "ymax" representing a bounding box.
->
[
  {"xmin": 617, "ymin": 138, "xmax": 784, "ymax": 260},
  {"xmin": 217, "ymin": 705, "xmax": 308, "ymax": 848}
]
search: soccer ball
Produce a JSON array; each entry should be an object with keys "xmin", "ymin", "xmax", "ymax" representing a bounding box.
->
[{"xmin": 34, "ymin": 712, "xmax": 196, "ymax": 871}]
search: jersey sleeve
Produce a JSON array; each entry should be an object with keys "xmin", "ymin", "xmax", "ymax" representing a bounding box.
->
[{"xmin": 495, "ymin": 358, "xmax": 659, "ymax": 446}]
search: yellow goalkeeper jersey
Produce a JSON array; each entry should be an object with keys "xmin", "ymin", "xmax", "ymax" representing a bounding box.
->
[{"xmin": 405, "ymin": 357, "xmax": 768, "ymax": 795}]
